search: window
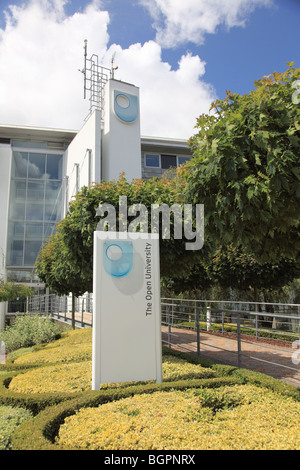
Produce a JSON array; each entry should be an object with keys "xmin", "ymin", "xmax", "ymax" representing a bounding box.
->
[
  {"xmin": 12, "ymin": 140, "xmax": 66, "ymax": 150},
  {"xmin": 177, "ymin": 156, "xmax": 191, "ymax": 166},
  {"xmin": 7, "ymin": 145, "xmax": 64, "ymax": 267},
  {"xmin": 6, "ymin": 269, "xmax": 39, "ymax": 282},
  {"xmin": 28, "ymin": 153, "xmax": 46, "ymax": 178},
  {"xmin": 46, "ymin": 154, "xmax": 63, "ymax": 179},
  {"xmin": 145, "ymin": 154, "xmax": 160, "ymax": 167},
  {"xmin": 144, "ymin": 153, "xmax": 191, "ymax": 170},
  {"xmin": 12, "ymin": 140, "xmax": 47, "ymax": 149},
  {"xmin": 12, "ymin": 152, "xmax": 28, "ymax": 178},
  {"xmin": 161, "ymin": 155, "xmax": 176, "ymax": 169},
  {"xmin": 0, "ymin": 138, "xmax": 10, "ymax": 145},
  {"xmin": 24, "ymin": 240, "xmax": 43, "ymax": 265}
]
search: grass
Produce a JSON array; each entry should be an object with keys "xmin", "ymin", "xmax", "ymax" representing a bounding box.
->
[{"xmin": 0, "ymin": 326, "xmax": 299, "ymax": 450}]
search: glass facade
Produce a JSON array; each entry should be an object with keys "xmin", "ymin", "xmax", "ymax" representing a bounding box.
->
[{"xmin": 7, "ymin": 144, "xmax": 64, "ymax": 267}]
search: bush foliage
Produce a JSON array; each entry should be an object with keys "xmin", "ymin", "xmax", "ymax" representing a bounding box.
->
[
  {"xmin": 56, "ymin": 385, "xmax": 300, "ymax": 450},
  {"xmin": 0, "ymin": 315, "xmax": 61, "ymax": 353},
  {"xmin": 0, "ymin": 323, "xmax": 299, "ymax": 450},
  {"xmin": 0, "ymin": 405, "xmax": 32, "ymax": 450}
]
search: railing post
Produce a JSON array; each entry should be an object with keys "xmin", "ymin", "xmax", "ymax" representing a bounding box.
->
[
  {"xmin": 298, "ymin": 306, "xmax": 300, "ymax": 344},
  {"xmin": 196, "ymin": 308, "xmax": 200, "ymax": 357},
  {"xmin": 298, "ymin": 306, "xmax": 300, "ymax": 346},
  {"xmin": 167, "ymin": 305, "xmax": 171, "ymax": 349},
  {"xmin": 207, "ymin": 306, "xmax": 211, "ymax": 331},
  {"xmin": 81, "ymin": 298, "xmax": 84, "ymax": 327},
  {"xmin": 171, "ymin": 302, "xmax": 174, "ymax": 327},
  {"xmin": 221, "ymin": 301, "xmax": 224, "ymax": 334},
  {"xmin": 255, "ymin": 303, "xmax": 258, "ymax": 341},
  {"xmin": 237, "ymin": 314, "xmax": 241, "ymax": 368}
]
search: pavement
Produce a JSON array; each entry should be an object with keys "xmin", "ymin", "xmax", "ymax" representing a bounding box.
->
[
  {"xmin": 161, "ymin": 325, "xmax": 300, "ymax": 389},
  {"xmin": 53, "ymin": 311, "xmax": 300, "ymax": 389}
]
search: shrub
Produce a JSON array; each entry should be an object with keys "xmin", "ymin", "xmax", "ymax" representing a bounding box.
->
[
  {"xmin": 0, "ymin": 370, "xmax": 84, "ymax": 414},
  {"xmin": 8, "ymin": 354, "xmax": 216, "ymax": 395},
  {"xmin": 10, "ymin": 376, "xmax": 242, "ymax": 450},
  {"xmin": 2, "ymin": 327, "xmax": 299, "ymax": 450},
  {"xmin": 56, "ymin": 385, "xmax": 300, "ymax": 450},
  {"xmin": 0, "ymin": 405, "xmax": 32, "ymax": 450},
  {"xmin": 0, "ymin": 315, "xmax": 61, "ymax": 352},
  {"xmin": 9, "ymin": 362, "xmax": 93, "ymax": 394},
  {"xmin": 14, "ymin": 328, "xmax": 92, "ymax": 365}
]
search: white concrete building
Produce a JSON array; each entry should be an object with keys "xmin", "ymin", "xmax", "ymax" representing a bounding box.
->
[{"xmin": 0, "ymin": 77, "xmax": 191, "ymax": 322}]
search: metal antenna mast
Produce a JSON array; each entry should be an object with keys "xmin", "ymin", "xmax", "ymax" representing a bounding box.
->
[{"xmin": 80, "ymin": 40, "xmax": 114, "ymax": 119}]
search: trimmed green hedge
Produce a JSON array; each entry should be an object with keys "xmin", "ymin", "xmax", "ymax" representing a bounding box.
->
[
  {"xmin": 0, "ymin": 347, "xmax": 227, "ymax": 415},
  {"xmin": 231, "ymin": 367, "xmax": 300, "ymax": 401},
  {"xmin": 165, "ymin": 347, "xmax": 300, "ymax": 401},
  {"xmin": 10, "ymin": 368, "xmax": 300, "ymax": 450},
  {"xmin": 10, "ymin": 376, "xmax": 243, "ymax": 450},
  {"xmin": 0, "ymin": 405, "xmax": 33, "ymax": 450},
  {"xmin": 1, "ymin": 336, "xmax": 299, "ymax": 450},
  {"xmin": 0, "ymin": 369, "xmax": 87, "ymax": 414}
]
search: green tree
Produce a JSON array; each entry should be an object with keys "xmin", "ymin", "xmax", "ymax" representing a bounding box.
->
[
  {"xmin": 51, "ymin": 174, "xmax": 202, "ymax": 294},
  {"xmin": 162, "ymin": 245, "xmax": 300, "ymax": 302},
  {"xmin": 0, "ymin": 280, "xmax": 34, "ymax": 302},
  {"xmin": 186, "ymin": 63, "xmax": 300, "ymax": 263},
  {"xmin": 36, "ymin": 229, "xmax": 88, "ymax": 329},
  {"xmin": 209, "ymin": 246, "xmax": 300, "ymax": 299}
]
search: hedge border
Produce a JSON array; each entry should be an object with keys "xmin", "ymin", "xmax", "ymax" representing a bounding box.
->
[
  {"xmin": 0, "ymin": 363, "xmax": 92, "ymax": 414},
  {"xmin": 10, "ymin": 375, "xmax": 243, "ymax": 450},
  {"xmin": 2, "ymin": 344, "xmax": 300, "ymax": 449},
  {"xmin": 0, "ymin": 346, "xmax": 221, "ymax": 413},
  {"xmin": 1, "ymin": 346, "xmax": 299, "ymax": 417},
  {"xmin": 164, "ymin": 346, "xmax": 300, "ymax": 400}
]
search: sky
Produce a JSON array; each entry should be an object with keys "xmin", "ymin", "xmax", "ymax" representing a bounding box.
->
[{"xmin": 0, "ymin": 0, "xmax": 299, "ymax": 139}]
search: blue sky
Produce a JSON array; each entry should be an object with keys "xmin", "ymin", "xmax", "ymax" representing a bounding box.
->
[
  {"xmin": 104, "ymin": 0, "xmax": 300, "ymax": 99},
  {"xmin": 0, "ymin": 0, "xmax": 299, "ymax": 139}
]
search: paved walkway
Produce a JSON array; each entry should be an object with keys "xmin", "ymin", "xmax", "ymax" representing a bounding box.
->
[
  {"xmin": 162, "ymin": 326, "xmax": 300, "ymax": 389},
  {"xmin": 53, "ymin": 311, "xmax": 300, "ymax": 389}
]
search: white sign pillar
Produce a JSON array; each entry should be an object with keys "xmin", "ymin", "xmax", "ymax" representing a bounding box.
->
[
  {"xmin": 92, "ymin": 231, "xmax": 162, "ymax": 389},
  {"xmin": 102, "ymin": 79, "xmax": 142, "ymax": 182}
]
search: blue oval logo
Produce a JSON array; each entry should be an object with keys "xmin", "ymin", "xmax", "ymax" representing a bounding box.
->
[
  {"xmin": 114, "ymin": 91, "xmax": 138, "ymax": 123},
  {"xmin": 103, "ymin": 240, "xmax": 133, "ymax": 277}
]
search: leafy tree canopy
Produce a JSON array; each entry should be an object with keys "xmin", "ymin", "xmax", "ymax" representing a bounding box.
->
[
  {"xmin": 36, "ymin": 230, "xmax": 88, "ymax": 297},
  {"xmin": 186, "ymin": 63, "xmax": 300, "ymax": 263},
  {"xmin": 36, "ymin": 174, "xmax": 203, "ymax": 294},
  {"xmin": 0, "ymin": 280, "xmax": 34, "ymax": 302},
  {"xmin": 209, "ymin": 245, "xmax": 300, "ymax": 292},
  {"xmin": 163, "ymin": 244, "xmax": 300, "ymax": 296}
]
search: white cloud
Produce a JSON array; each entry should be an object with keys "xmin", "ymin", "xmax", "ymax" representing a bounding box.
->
[
  {"xmin": 0, "ymin": 0, "xmax": 109, "ymax": 129},
  {"xmin": 106, "ymin": 42, "xmax": 214, "ymax": 138},
  {"xmin": 0, "ymin": 0, "xmax": 216, "ymax": 139},
  {"xmin": 139, "ymin": 0, "xmax": 273, "ymax": 47}
]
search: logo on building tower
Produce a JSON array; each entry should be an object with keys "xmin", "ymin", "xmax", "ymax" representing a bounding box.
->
[{"xmin": 114, "ymin": 91, "xmax": 138, "ymax": 123}]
